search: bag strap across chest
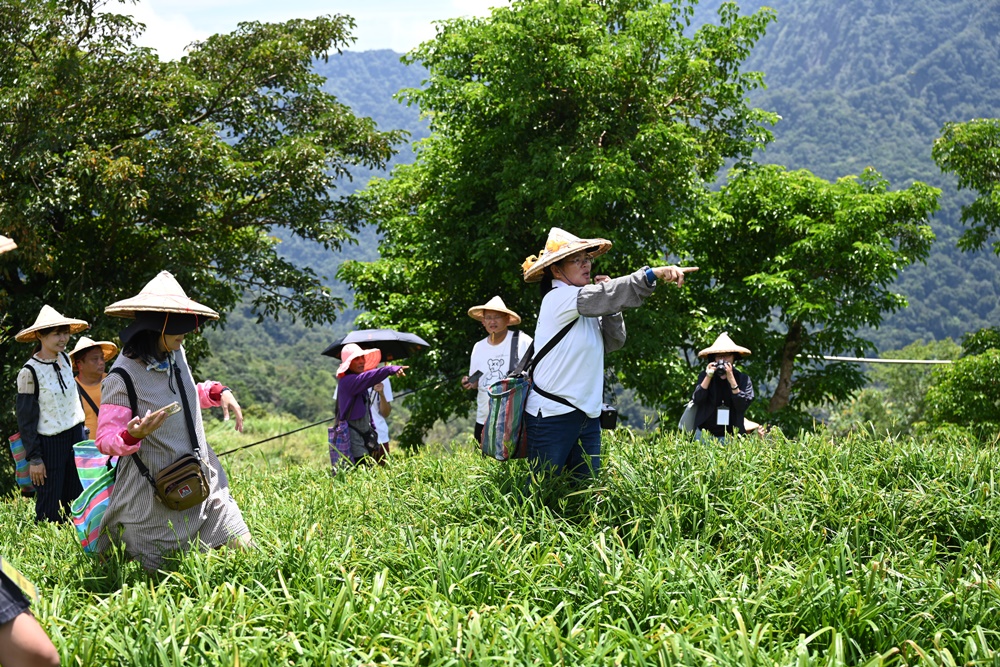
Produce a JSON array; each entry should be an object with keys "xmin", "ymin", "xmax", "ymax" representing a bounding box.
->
[
  {"xmin": 76, "ymin": 379, "xmax": 100, "ymax": 414},
  {"xmin": 109, "ymin": 362, "xmax": 203, "ymax": 489}
]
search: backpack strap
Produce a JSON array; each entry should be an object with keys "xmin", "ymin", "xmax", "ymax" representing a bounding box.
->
[
  {"xmin": 76, "ymin": 379, "xmax": 100, "ymax": 414},
  {"xmin": 527, "ymin": 318, "xmax": 582, "ymax": 412},
  {"xmin": 169, "ymin": 356, "xmax": 202, "ymax": 459},
  {"xmin": 22, "ymin": 363, "xmax": 39, "ymax": 400},
  {"xmin": 108, "ymin": 367, "xmax": 137, "ymax": 415},
  {"xmin": 508, "ymin": 319, "xmax": 576, "ymax": 378},
  {"xmin": 107, "ymin": 366, "xmax": 157, "ymax": 489},
  {"xmin": 508, "ymin": 330, "xmax": 521, "ymax": 373}
]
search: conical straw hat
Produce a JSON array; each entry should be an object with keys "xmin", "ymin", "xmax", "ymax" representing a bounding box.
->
[
  {"xmin": 698, "ymin": 332, "xmax": 751, "ymax": 358},
  {"xmin": 15, "ymin": 305, "xmax": 89, "ymax": 343},
  {"xmin": 467, "ymin": 296, "xmax": 522, "ymax": 325},
  {"xmin": 68, "ymin": 336, "xmax": 119, "ymax": 362},
  {"xmin": 0, "ymin": 235, "xmax": 16, "ymax": 254},
  {"xmin": 104, "ymin": 271, "xmax": 219, "ymax": 319},
  {"xmin": 522, "ymin": 227, "xmax": 612, "ymax": 283}
]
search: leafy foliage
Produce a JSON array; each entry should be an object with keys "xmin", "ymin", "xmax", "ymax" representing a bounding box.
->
[
  {"xmin": 341, "ymin": 0, "xmax": 778, "ymax": 446},
  {"xmin": 962, "ymin": 326, "xmax": 1000, "ymax": 356},
  {"xmin": 681, "ymin": 165, "xmax": 938, "ymax": 427},
  {"xmin": 0, "ymin": 0, "xmax": 403, "ymax": 440},
  {"xmin": 933, "ymin": 118, "xmax": 1000, "ymax": 254},
  {"xmin": 924, "ymin": 349, "xmax": 1000, "ymax": 435}
]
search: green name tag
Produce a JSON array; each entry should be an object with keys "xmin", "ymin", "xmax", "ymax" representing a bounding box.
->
[{"xmin": 0, "ymin": 556, "xmax": 39, "ymax": 604}]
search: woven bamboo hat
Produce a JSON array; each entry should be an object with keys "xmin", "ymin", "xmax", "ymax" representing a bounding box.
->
[
  {"xmin": 69, "ymin": 336, "xmax": 119, "ymax": 362},
  {"xmin": 336, "ymin": 343, "xmax": 382, "ymax": 378},
  {"xmin": 15, "ymin": 305, "xmax": 90, "ymax": 343},
  {"xmin": 104, "ymin": 270, "xmax": 219, "ymax": 320},
  {"xmin": 522, "ymin": 227, "xmax": 612, "ymax": 283},
  {"xmin": 467, "ymin": 296, "xmax": 521, "ymax": 325},
  {"xmin": 0, "ymin": 235, "xmax": 16, "ymax": 254},
  {"xmin": 698, "ymin": 332, "xmax": 751, "ymax": 358}
]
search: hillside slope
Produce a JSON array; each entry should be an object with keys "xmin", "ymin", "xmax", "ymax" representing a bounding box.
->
[{"xmin": 694, "ymin": 0, "xmax": 1000, "ymax": 347}]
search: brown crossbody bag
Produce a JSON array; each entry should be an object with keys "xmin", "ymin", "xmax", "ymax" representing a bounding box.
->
[{"xmin": 109, "ymin": 364, "xmax": 209, "ymax": 511}]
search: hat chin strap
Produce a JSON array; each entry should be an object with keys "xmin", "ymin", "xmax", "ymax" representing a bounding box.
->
[{"xmin": 159, "ymin": 313, "xmax": 200, "ymax": 355}]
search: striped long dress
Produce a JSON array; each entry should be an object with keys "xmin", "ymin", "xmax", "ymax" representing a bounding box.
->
[{"xmin": 95, "ymin": 348, "xmax": 248, "ymax": 570}]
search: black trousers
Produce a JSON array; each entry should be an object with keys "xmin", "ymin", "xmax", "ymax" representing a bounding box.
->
[{"xmin": 34, "ymin": 424, "xmax": 84, "ymax": 523}]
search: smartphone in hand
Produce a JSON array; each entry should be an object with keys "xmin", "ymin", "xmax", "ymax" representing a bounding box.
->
[
  {"xmin": 157, "ymin": 401, "xmax": 181, "ymax": 416},
  {"xmin": 467, "ymin": 370, "xmax": 483, "ymax": 385}
]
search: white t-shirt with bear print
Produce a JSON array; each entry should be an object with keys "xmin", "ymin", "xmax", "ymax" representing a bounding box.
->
[{"xmin": 469, "ymin": 329, "xmax": 533, "ymax": 425}]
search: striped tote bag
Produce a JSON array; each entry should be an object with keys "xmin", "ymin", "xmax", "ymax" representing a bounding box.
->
[
  {"xmin": 481, "ymin": 376, "xmax": 531, "ymax": 461},
  {"xmin": 70, "ymin": 441, "xmax": 118, "ymax": 554},
  {"xmin": 7, "ymin": 433, "xmax": 35, "ymax": 492}
]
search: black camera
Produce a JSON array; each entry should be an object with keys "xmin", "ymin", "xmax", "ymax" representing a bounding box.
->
[
  {"xmin": 714, "ymin": 360, "xmax": 729, "ymax": 372},
  {"xmin": 600, "ymin": 403, "xmax": 618, "ymax": 430}
]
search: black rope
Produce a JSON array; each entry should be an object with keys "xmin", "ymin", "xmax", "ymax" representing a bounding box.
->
[
  {"xmin": 215, "ymin": 373, "xmax": 464, "ymax": 458},
  {"xmin": 216, "ymin": 416, "xmax": 336, "ymax": 457}
]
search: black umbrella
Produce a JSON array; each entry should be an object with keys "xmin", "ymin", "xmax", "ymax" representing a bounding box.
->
[{"xmin": 321, "ymin": 329, "xmax": 431, "ymax": 361}]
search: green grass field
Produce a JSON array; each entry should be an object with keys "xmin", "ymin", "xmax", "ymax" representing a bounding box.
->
[{"xmin": 2, "ymin": 419, "xmax": 999, "ymax": 666}]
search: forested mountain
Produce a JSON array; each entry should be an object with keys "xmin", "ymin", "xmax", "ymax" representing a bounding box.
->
[
  {"xmin": 692, "ymin": 0, "xmax": 1000, "ymax": 348},
  {"xmin": 208, "ymin": 0, "xmax": 1000, "ymax": 421},
  {"xmin": 260, "ymin": 50, "xmax": 429, "ymax": 290}
]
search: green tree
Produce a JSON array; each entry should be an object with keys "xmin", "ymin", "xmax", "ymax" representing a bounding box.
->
[
  {"xmin": 924, "ymin": 350, "xmax": 1000, "ymax": 437},
  {"xmin": 921, "ymin": 327, "xmax": 1000, "ymax": 436},
  {"xmin": 932, "ymin": 119, "xmax": 1000, "ymax": 254},
  {"xmin": 961, "ymin": 327, "xmax": 1000, "ymax": 356},
  {"xmin": 680, "ymin": 165, "xmax": 938, "ymax": 427},
  {"xmin": 340, "ymin": 0, "xmax": 777, "ymax": 446},
  {"xmin": 0, "ymin": 0, "xmax": 402, "ymax": 489}
]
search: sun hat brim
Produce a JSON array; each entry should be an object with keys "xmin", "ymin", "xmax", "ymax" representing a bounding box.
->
[
  {"xmin": 15, "ymin": 306, "xmax": 90, "ymax": 343},
  {"xmin": 104, "ymin": 271, "xmax": 219, "ymax": 320},
  {"xmin": 697, "ymin": 332, "xmax": 752, "ymax": 358},
  {"xmin": 69, "ymin": 338, "xmax": 119, "ymax": 362},
  {"xmin": 336, "ymin": 346, "xmax": 382, "ymax": 378},
  {"xmin": 523, "ymin": 238, "xmax": 612, "ymax": 283},
  {"xmin": 467, "ymin": 297, "xmax": 522, "ymax": 325}
]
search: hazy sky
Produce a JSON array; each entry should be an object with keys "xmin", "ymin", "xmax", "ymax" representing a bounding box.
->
[{"xmin": 119, "ymin": 0, "xmax": 502, "ymax": 59}]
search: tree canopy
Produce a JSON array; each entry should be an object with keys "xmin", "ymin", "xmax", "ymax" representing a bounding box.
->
[
  {"xmin": 933, "ymin": 118, "xmax": 1000, "ymax": 255},
  {"xmin": 0, "ymin": 0, "xmax": 403, "ymax": 434},
  {"xmin": 681, "ymin": 166, "xmax": 938, "ymax": 427},
  {"xmin": 340, "ymin": 0, "xmax": 777, "ymax": 445}
]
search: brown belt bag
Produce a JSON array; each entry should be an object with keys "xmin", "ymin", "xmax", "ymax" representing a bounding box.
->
[{"xmin": 153, "ymin": 453, "xmax": 209, "ymax": 511}]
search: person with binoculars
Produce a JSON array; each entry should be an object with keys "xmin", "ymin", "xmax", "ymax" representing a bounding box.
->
[{"xmin": 690, "ymin": 332, "xmax": 755, "ymax": 441}]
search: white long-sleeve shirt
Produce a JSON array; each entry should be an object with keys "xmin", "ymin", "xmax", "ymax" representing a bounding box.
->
[{"xmin": 525, "ymin": 270, "xmax": 654, "ymax": 418}]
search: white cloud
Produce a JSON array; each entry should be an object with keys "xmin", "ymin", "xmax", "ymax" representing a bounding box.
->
[{"xmin": 115, "ymin": 2, "xmax": 209, "ymax": 60}]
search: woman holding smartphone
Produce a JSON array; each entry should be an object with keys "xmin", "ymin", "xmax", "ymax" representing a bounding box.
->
[{"xmin": 93, "ymin": 271, "xmax": 251, "ymax": 571}]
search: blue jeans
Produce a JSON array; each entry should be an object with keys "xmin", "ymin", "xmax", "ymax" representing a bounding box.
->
[{"xmin": 525, "ymin": 409, "xmax": 601, "ymax": 481}]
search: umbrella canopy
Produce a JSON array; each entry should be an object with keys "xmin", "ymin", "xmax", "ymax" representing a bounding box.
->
[{"xmin": 321, "ymin": 329, "xmax": 431, "ymax": 362}]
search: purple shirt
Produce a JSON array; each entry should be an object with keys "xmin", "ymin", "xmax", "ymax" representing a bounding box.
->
[{"xmin": 337, "ymin": 366, "xmax": 400, "ymax": 421}]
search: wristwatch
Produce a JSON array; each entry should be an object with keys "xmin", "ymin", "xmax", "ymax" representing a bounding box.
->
[{"xmin": 642, "ymin": 266, "xmax": 656, "ymax": 288}]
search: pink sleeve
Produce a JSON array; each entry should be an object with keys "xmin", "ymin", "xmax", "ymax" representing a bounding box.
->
[
  {"xmin": 198, "ymin": 381, "xmax": 225, "ymax": 409},
  {"xmin": 95, "ymin": 404, "xmax": 141, "ymax": 456}
]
